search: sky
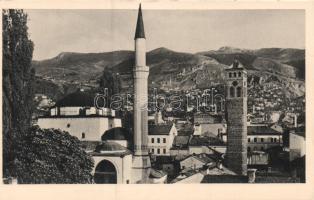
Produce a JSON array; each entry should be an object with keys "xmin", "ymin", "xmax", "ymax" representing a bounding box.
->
[{"xmin": 26, "ymin": 9, "xmax": 305, "ymax": 60}]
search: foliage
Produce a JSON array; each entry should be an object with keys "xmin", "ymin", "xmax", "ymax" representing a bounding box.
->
[
  {"xmin": 15, "ymin": 126, "xmax": 94, "ymax": 184},
  {"xmin": 99, "ymin": 69, "xmax": 121, "ymax": 97},
  {"xmin": 2, "ymin": 9, "xmax": 34, "ymax": 178}
]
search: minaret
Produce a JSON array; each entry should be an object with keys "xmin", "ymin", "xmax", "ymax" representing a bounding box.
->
[
  {"xmin": 225, "ymin": 58, "xmax": 248, "ymax": 176},
  {"xmin": 132, "ymin": 4, "xmax": 151, "ymax": 183}
]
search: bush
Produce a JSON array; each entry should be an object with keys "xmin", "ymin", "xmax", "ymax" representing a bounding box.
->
[{"xmin": 14, "ymin": 126, "xmax": 94, "ymax": 184}]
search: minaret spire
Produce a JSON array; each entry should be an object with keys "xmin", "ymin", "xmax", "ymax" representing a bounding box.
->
[
  {"xmin": 135, "ymin": 4, "xmax": 145, "ymax": 39},
  {"xmin": 132, "ymin": 3, "xmax": 151, "ymax": 183}
]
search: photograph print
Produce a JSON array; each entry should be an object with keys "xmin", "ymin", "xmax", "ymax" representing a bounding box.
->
[{"xmin": 2, "ymin": 6, "xmax": 305, "ymax": 184}]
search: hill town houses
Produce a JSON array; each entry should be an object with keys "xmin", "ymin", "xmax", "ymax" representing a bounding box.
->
[{"xmin": 36, "ymin": 5, "xmax": 305, "ymax": 183}]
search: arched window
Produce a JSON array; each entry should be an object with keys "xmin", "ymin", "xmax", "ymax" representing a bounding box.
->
[
  {"xmin": 233, "ymin": 72, "xmax": 237, "ymax": 77},
  {"xmin": 238, "ymin": 72, "xmax": 242, "ymax": 77},
  {"xmin": 230, "ymin": 87, "xmax": 235, "ymax": 98},
  {"xmin": 248, "ymin": 138, "xmax": 251, "ymax": 142},
  {"xmin": 236, "ymin": 87, "xmax": 242, "ymax": 97},
  {"xmin": 274, "ymin": 138, "xmax": 277, "ymax": 143},
  {"xmin": 82, "ymin": 132, "xmax": 85, "ymax": 139},
  {"xmin": 270, "ymin": 138, "xmax": 274, "ymax": 143},
  {"xmin": 229, "ymin": 72, "xmax": 232, "ymax": 78}
]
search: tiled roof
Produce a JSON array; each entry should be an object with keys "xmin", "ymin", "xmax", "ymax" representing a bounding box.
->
[
  {"xmin": 189, "ymin": 136, "xmax": 225, "ymax": 146},
  {"xmin": 290, "ymin": 126, "xmax": 305, "ymax": 138},
  {"xmin": 148, "ymin": 124, "xmax": 173, "ymax": 135},
  {"xmin": 172, "ymin": 135, "xmax": 190, "ymax": 149},
  {"xmin": 149, "ymin": 168, "xmax": 167, "ymax": 178},
  {"xmin": 194, "ymin": 113, "xmax": 224, "ymax": 123},
  {"xmin": 181, "ymin": 153, "xmax": 216, "ymax": 165},
  {"xmin": 247, "ymin": 125, "xmax": 282, "ymax": 136}
]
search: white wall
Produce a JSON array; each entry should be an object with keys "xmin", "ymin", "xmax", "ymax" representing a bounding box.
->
[
  {"xmin": 92, "ymin": 155, "xmax": 132, "ymax": 184},
  {"xmin": 148, "ymin": 124, "xmax": 177, "ymax": 156},
  {"xmin": 38, "ymin": 117, "xmax": 121, "ymax": 141},
  {"xmin": 289, "ymin": 133, "xmax": 305, "ymax": 161}
]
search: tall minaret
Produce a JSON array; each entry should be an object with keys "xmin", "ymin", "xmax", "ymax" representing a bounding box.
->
[
  {"xmin": 225, "ymin": 58, "xmax": 248, "ymax": 176},
  {"xmin": 132, "ymin": 4, "xmax": 151, "ymax": 183}
]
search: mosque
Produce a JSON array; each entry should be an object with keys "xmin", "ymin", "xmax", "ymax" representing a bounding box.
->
[
  {"xmin": 38, "ymin": 4, "xmax": 162, "ymax": 184},
  {"xmin": 38, "ymin": 4, "xmax": 250, "ymax": 184}
]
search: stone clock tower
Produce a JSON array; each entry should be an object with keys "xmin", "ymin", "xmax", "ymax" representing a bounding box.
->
[{"xmin": 225, "ymin": 59, "xmax": 248, "ymax": 176}]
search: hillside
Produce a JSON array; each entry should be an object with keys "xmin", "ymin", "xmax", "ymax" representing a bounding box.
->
[
  {"xmin": 32, "ymin": 51, "xmax": 133, "ymax": 82},
  {"xmin": 32, "ymin": 47, "xmax": 305, "ymax": 101}
]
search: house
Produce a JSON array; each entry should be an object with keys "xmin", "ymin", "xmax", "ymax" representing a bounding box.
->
[
  {"xmin": 188, "ymin": 135, "xmax": 226, "ymax": 155},
  {"xmin": 247, "ymin": 125, "xmax": 283, "ymax": 152},
  {"xmin": 148, "ymin": 123, "xmax": 177, "ymax": 156},
  {"xmin": 180, "ymin": 153, "xmax": 216, "ymax": 171},
  {"xmin": 170, "ymin": 135, "xmax": 191, "ymax": 160},
  {"xmin": 193, "ymin": 113, "xmax": 226, "ymax": 136},
  {"xmin": 289, "ymin": 126, "xmax": 305, "ymax": 161}
]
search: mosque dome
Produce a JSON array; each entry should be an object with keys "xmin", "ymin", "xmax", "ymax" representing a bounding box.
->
[
  {"xmin": 101, "ymin": 127, "xmax": 132, "ymax": 141},
  {"xmin": 94, "ymin": 141, "xmax": 132, "ymax": 156},
  {"xmin": 54, "ymin": 90, "xmax": 97, "ymax": 107}
]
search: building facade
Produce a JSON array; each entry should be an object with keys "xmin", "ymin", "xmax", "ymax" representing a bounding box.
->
[
  {"xmin": 37, "ymin": 90, "xmax": 122, "ymax": 141},
  {"xmin": 148, "ymin": 123, "xmax": 177, "ymax": 156}
]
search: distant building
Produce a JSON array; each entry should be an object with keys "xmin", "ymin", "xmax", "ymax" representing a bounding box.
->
[{"xmin": 148, "ymin": 123, "xmax": 177, "ymax": 156}]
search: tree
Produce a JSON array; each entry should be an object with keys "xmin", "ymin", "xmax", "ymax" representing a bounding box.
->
[
  {"xmin": 15, "ymin": 126, "xmax": 94, "ymax": 184},
  {"xmin": 99, "ymin": 69, "xmax": 121, "ymax": 97},
  {"xmin": 2, "ymin": 9, "xmax": 35, "ymax": 178}
]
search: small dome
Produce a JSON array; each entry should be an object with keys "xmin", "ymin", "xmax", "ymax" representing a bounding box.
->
[
  {"xmin": 102, "ymin": 127, "xmax": 132, "ymax": 141},
  {"xmin": 95, "ymin": 141, "xmax": 127, "ymax": 152}
]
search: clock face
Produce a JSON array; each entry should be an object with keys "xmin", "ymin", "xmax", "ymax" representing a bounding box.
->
[{"xmin": 232, "ymin": 81, "xmax": 238, "ymax": 86}]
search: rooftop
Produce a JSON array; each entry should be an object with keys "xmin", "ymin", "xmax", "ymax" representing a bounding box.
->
[
  {"xmin": 148, "ymin": 124, "xmax": 173, "ymax": 135},
  {"xmin": 189, "ymin": 135, "xmax": 225, "ymax": 147},
  {"xmin": 172, "ymin": 135, "xmax": 191, "ymax": 149},
  {"xmin": 91, "ymin": 141, "xmax": 132, "ymax": 157},
  {"xmin": 290, "ymin": 126, "xmax": 305, "ymax": 138},
  {"xmin": 247, "ymin": 125, "xmax": 282, "ymax": 136}
]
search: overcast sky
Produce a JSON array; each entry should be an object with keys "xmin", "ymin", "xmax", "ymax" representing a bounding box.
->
[{"xmin": 26, "ymin": 9, "xmax": 305, "ymax": 60}]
